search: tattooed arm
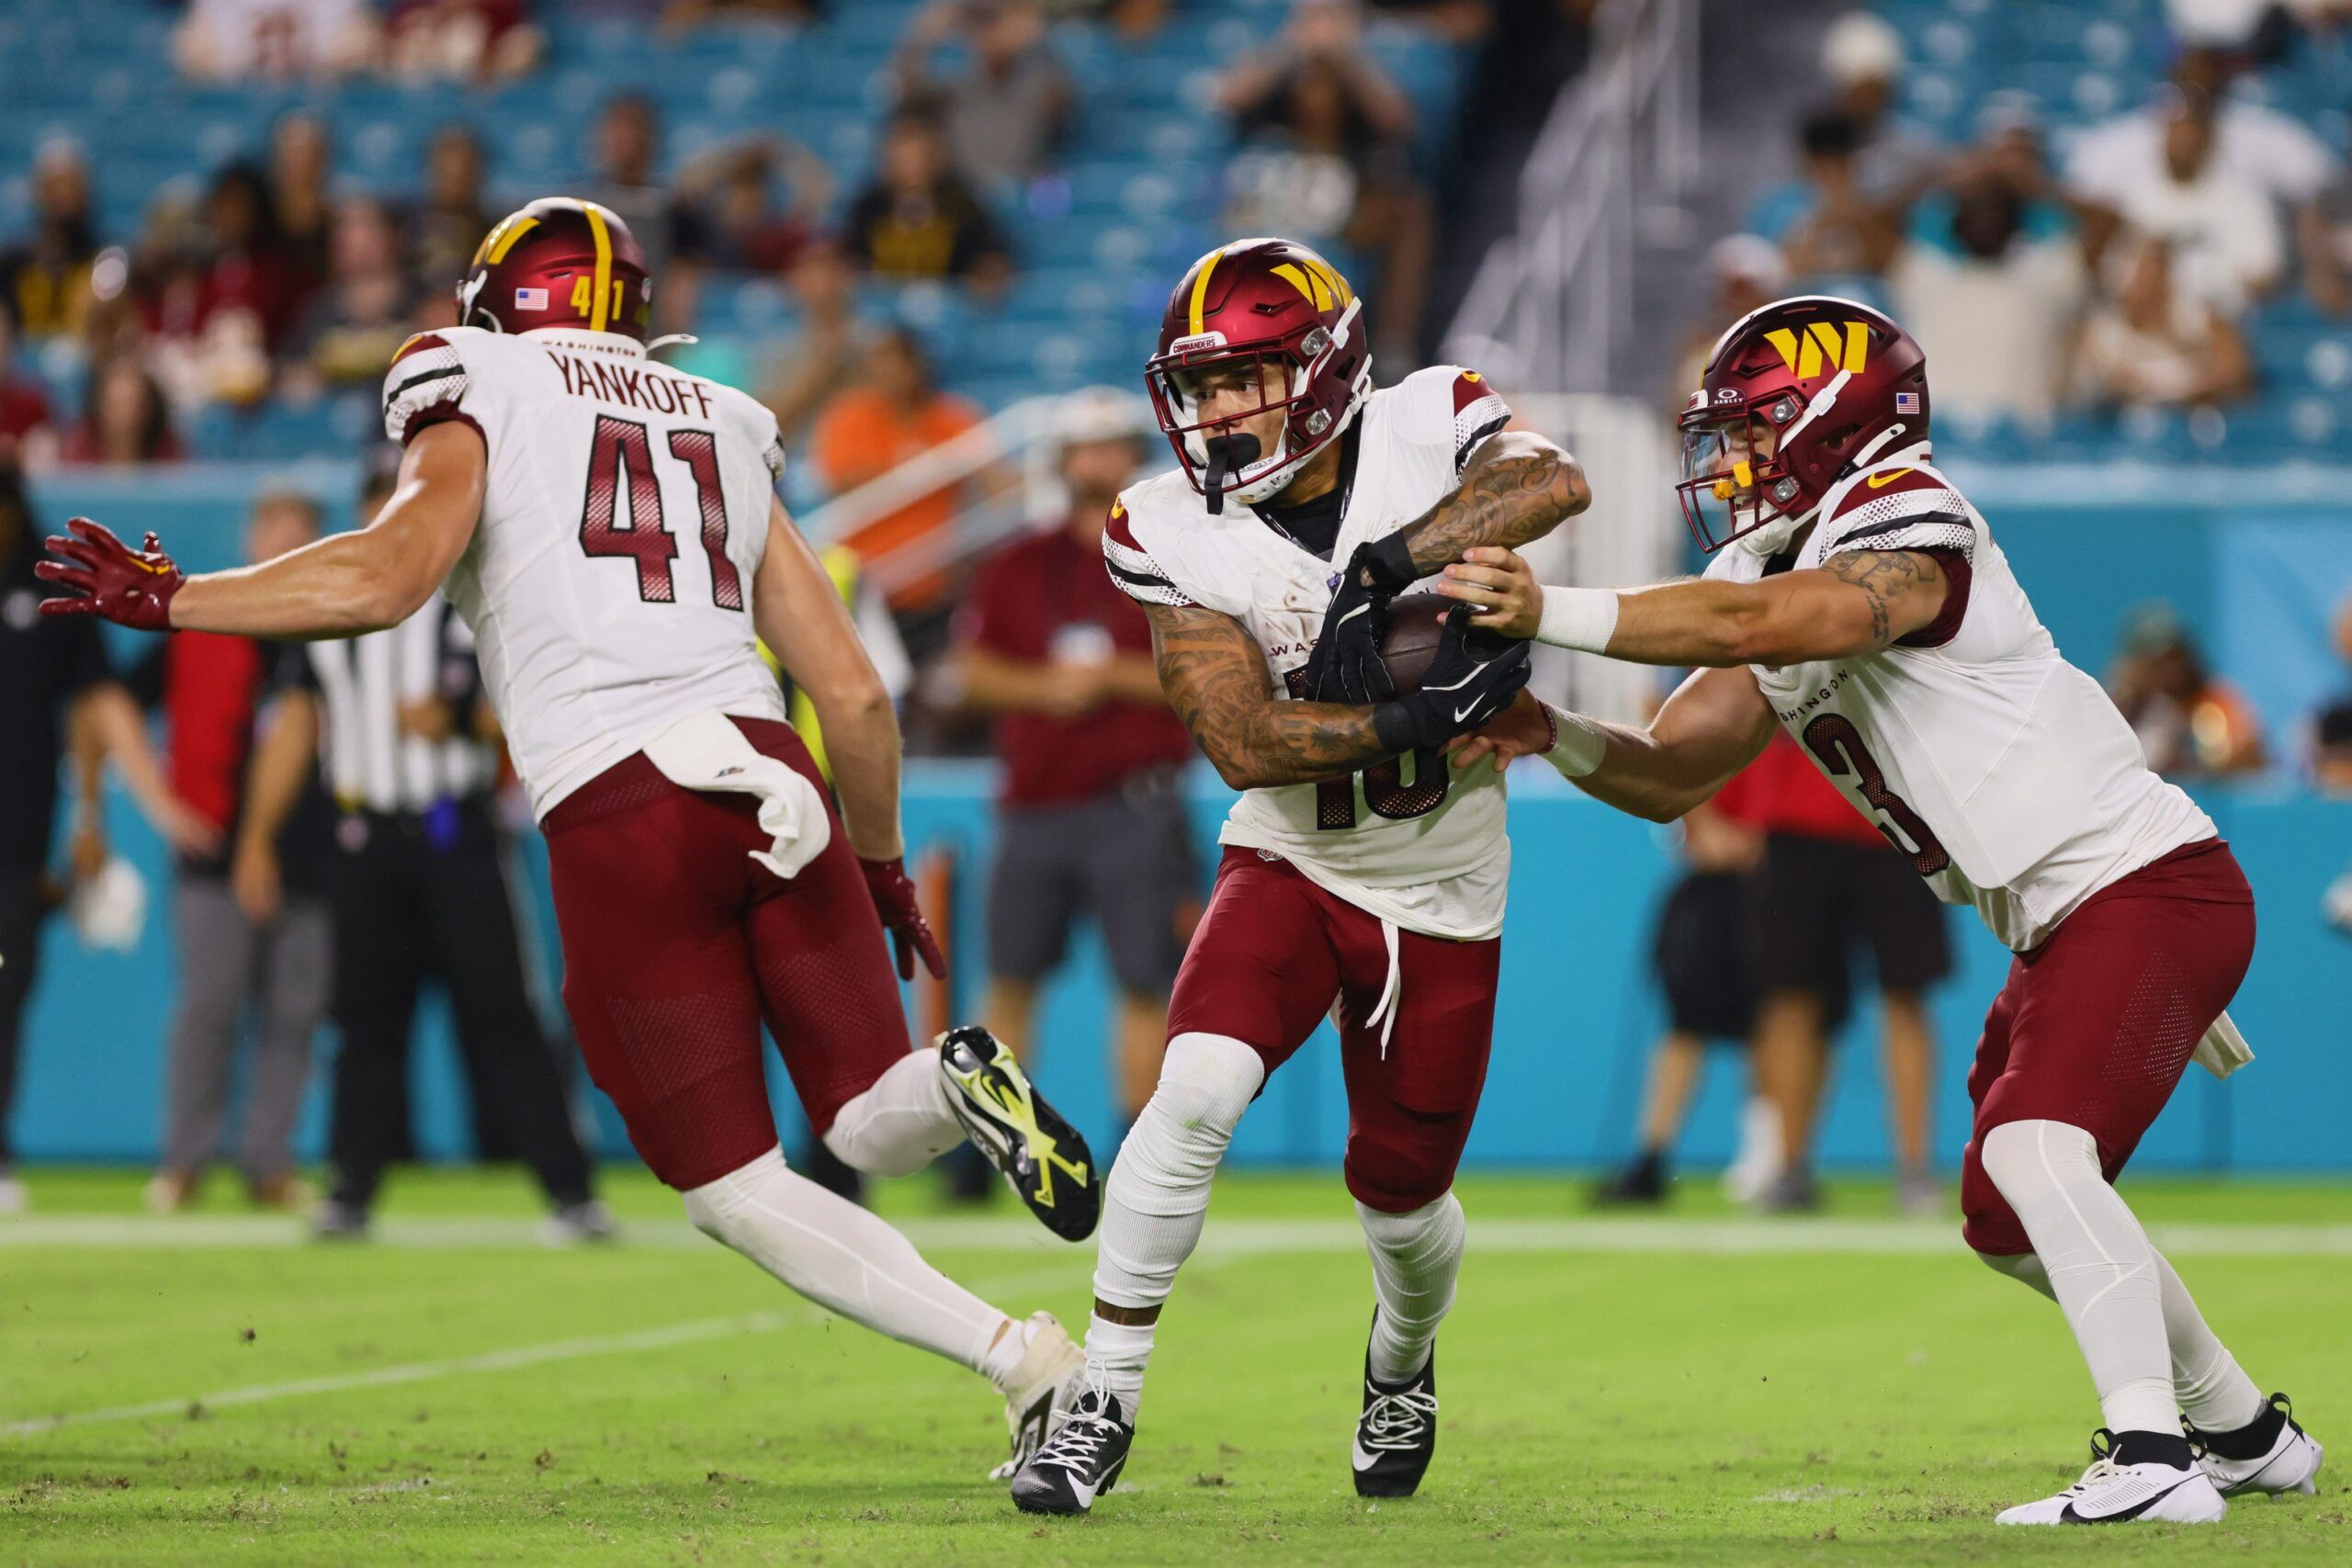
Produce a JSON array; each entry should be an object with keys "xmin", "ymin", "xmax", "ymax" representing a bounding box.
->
[
  {"xmin": 1146, "ymin": 599, "xmax": 1396, "ymax": 790},
  {"xmin": 1392, "ymin": 431, "xmax": 1590, "ymax": 577},
  {"xmin": 1435, "ymin": 542, "xmax": 1953, "ymax": 667}
]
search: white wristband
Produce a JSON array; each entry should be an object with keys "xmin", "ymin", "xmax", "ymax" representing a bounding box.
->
[
  {"xmin": 1537, "ymin": 700, "xmax": 1607, "ymax": 779},
  {"xmin": 1534, "ymin": 585, "xmax": 1620, "ymax": 653}
]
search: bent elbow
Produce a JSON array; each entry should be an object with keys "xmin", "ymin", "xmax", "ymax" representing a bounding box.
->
[{"xmin": 1210, "ymin": 755, "xmax": 1262, "ymax": 792}]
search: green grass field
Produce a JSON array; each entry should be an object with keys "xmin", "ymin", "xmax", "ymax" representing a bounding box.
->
[{"xmin": 3, "ymin": 1167, "xmax": 2346, "ymax": 1565}]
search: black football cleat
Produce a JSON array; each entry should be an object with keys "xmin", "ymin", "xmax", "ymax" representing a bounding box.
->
[
  {"xmin": 1590, "ymin": 1151, "xmax": 1668, "ymax": 1208},
  {"xmin": 1010, "ymin": 1383, "xmax": 1133, "ymax": 1516},
  {"xmin": 936, "ymin": 1026, "xmax": 1101, "ymax": 1241},
  {"xmin": 1352, "ymin": 1313, "xmax": 1439, "ymax": 1498}
]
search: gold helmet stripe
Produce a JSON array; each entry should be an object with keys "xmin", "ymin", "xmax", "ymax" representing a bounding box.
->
[
  {"xmin": 476, "ymin": 213, "xmax": 540, "ymax": 266},
  {"xmin": 1187, "ymin": 246, "xmax": 1227, "ymax": 337},
  {"xmin": 582, "ymin": 202, "xmax": 615, "ymax": 333}
]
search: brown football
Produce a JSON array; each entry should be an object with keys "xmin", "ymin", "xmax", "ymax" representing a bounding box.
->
[{"xmin": 1379, "ymin": 594, "xmax": 1453, "ymax": 695}]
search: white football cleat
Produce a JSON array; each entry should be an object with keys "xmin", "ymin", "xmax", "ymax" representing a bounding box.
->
[
  {"xmin": 991, "ymin": 1312, "xmax": 1088, "ymax": 1479},
  {"xmin": 1997, "ymin": 1429, "xmax": 2227, "ymax": 1526},
  {"xmin": 2192, "ymin": 1393, "xmax": 2324, "ymax": 1498}
]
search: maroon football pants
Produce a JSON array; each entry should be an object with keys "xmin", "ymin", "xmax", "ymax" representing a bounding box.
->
[
  {"xmin": 1960, "ymin": 839, "xmax": 2256, "ymax": 1256},
  {"xmin": 1168, "ymin": 846, "xmax": 1499, "ymax": 1213},
  {"xmin": 541, "ymin": 717, "xmax": 910, "ymax": 1190}
]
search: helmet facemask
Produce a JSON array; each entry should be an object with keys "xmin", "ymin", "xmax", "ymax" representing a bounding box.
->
[
  {"xmin": 1147, "ymin": 300, "xmax": 1367, "ymax": 513},
  {"xmin": 1675, "ymin": 389, "xmax": 1811, "ymax": 554}
]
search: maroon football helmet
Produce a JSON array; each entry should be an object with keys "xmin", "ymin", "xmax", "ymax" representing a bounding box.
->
[
  {"xmin": 456, "ymin": 197, "xmax": 653, "ymax": 344},
  {"xmin": 1144, "ymin": 238, "xmax": 1372, "ymax": 512},
  {"xmin": 1676, "ymin": 295, "xmax": 1929, "ymax": 552}
]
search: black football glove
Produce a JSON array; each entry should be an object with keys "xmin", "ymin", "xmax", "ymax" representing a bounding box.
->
[
  {"xmin": 1302, "ymin": 533, "xmax": 1419, "ymax": 705},
  {"xmin": 1371, "ymin": 605, "xmax": 1532, "ymax": 754}
]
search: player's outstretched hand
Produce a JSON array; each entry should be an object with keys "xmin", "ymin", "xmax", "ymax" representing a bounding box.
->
[
  {"xmin": 1445, "ymin": 690, "xmax": 1553, "ymax": 774},
  {"xmin": 1302, "ymin": 534, "xmax": 1418, "ymax": 705},
  {"xmin": 1432, "ymin": 546, "xmax": 1543, "ymax": 639},
  {"xmin": 859, "ymin": 855, "xmax": 947, "ymax": 982},
  {"xmin": 35, "ymin": 519, "xmax": 185, "ymax": 632},
  {"xmin": 1372, "ymin": 604, "xmax": 1531, "ymax": 754}
]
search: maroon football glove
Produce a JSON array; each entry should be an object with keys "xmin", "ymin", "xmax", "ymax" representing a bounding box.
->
[
  {"xmin": 36, "ymin": 519, "xmax": 185, "ymax": 632},
  {"xmin": 860, "ymin": 855, "xmax": 945, "ymax": 981}
]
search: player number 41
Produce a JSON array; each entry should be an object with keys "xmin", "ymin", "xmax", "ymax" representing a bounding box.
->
[{"xmin": 578, "ymin": 413, "xmax": 745, "ymax": 610}]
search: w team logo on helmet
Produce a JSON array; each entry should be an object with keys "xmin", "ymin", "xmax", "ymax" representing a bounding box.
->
[
  {"xmin": 1676, "ymin": 296, "xmax": 1928, "ymax": 553},
  {"xmin": 457, "ymin": 197, "xmax": 654, "ymax": 344},
  {"xmin": 1144, "ymin": 237, "xmax": 1374, "ymax": 512}
]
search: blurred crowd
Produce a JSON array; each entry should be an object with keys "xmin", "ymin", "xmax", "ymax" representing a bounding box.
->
[{"xmin": 1694, "ymin": 8, "xmax": 2352, "ymax": 429}]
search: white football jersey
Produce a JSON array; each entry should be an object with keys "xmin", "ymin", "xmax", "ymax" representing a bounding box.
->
[
  {"xmin": 1103, "ymin": 365, "xmax": 1517, "ymax": 940},
  {"xmin": 1704, "ymin": 442, "xmax": 2213, "ymax": 950},
  {"xmin": 381, "ymin": 326, "xmax": 791, "ymax": 819}
]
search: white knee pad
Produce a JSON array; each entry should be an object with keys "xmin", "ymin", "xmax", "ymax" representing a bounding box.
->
[
  {"xmin": 1105, "ymin": 1032, "xmax": 1265, "ymax": 1214},
  {"xmin": 1093, "ymin": 1032, "xmax": 1264, "ymax": 1308}
]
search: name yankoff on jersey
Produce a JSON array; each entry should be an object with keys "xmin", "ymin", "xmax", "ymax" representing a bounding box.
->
[
  {"xmin": 548, "ymin": 352, "xmax": 717, "ymax": 421},
  {"xmin": 1775, "ymin": 667, "xmax": 1855, "ymax": 724}
]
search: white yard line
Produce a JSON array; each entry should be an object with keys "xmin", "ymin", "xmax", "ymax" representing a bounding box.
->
[
  {"xmin": 0, "ymin": 1261, "xmax": 1089, "ymax": 1441},
  {"xmin": 2, "ymin": 1213, "xmax": 2346, "ymax": 1257}
]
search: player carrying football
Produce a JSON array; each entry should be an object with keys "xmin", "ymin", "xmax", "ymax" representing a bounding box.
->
[
  {"xmin": 1008, "ymin": 238, "xmax": 1588, "ymax": 1515},
  {"xmin": 38, "ymin": 198, "xmax": 1102, "ymax": 1477},
  {"xmin": 1436, "ymin": 297, "xmax": 2322, "ymax": 1525}
]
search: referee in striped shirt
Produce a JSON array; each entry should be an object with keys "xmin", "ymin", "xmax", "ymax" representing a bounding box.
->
[{"xmin": 275, "ymin": 452, "xmax": 610, "ymax": 1242}]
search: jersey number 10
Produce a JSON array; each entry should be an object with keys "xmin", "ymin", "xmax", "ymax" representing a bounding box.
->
[
  {"xmin": 1283, "ymin": 668, "xmax": 1449, "ymax": 829},
  {"xmin": 578, "ymin": 413, "xmax": 744, "ymax": 610}
]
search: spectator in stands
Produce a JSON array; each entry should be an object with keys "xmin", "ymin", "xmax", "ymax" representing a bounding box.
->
[
  {"xmin": 284, "ymin": 198, "xmax": 419, "ymax": 398},
  {"xmin": 1217, "ymin": 0, "xmax": 1431, "ymax": 361},
  {"xmin": 810, "ymin": 325, "xmax": 985, "ymax": 614},
  {"xmin": 2109, "ymin": 602, "xmax": 2267, "ymax": 776},
  {"xmin": 175, "ymin": 0, "xmax": 379, "ymax": 82},
  {"xmin": 892, "ymin": 0, "xmax": 1073, "ymax": 190},
  {"xmin": 140, "ymin": 493, "xmax": 334, "ymax": 1215},
  {"xmin": 2315, "ymin": 590, "xmax": 2352, "ymax": 792},
  {"xmin": 582, "ymin": 94, "xmax": 698, "ymax": 330},
  {"xmin": 384, "ymin": 0, "xmax": 547, "ymax": 83},
  {"xmin": 411, "ymin": 127, "xmax": 493, "ymax": 305},
  {"xmin": 0, "ymin": 140, "xmax": 99, "ymax": 343},
  {"xmin": 1889, "ymin": 164, "xmax": 2086, "ymax": 424},
  {"xmin": 2067, "ymin": 43, "xmax": 2340, "ymax": 310},
  {"xmin": 2073, "ymin": 233, "xmax": 2254, "ymax": 412},
  {"xmin": 662, "ymin": 0, "xmax": 826, "ymax": 27},
  {"xmin": 199, "ymin": 163, "xmax": 316, "ymax": 355},
  {"xmin": 759, "ymin": 239, "xmax": 876, "ymax": 450},
  {"xmin": 1668, "ymin": 235, "xmax": 1785, "ymax": 412},
  {"xmin": 1755, "ymin": 109, "xmax": 1901, "ymax": 283},
  {"xmin": 60, "ymin": 355, "xmax": 183, "ymax": 466},
  {"xmin": 842, "ymin": 110, "xmax": 1013, "ymax": 291},
  {"xmin": 0, "ymin": 311, "xmax": 58, "ymax": 471},
  {"xmin": 2112, "ymin": 91, "xmax": 2283, "ymax": 314},
  {"xmin": 952, "ymin": 389, "xmax": 1194, "ymax": 1137},
  {"xmin": 1817, "ymin": 12, "xmax": 1943, "ymax": 211},
  {"xmin": 270, "ymin": 113, "xmax": 337, "ymax": 291},
  {"xmin": 673, "ymin": 136, "xmax": 832, "ymax": 276}
]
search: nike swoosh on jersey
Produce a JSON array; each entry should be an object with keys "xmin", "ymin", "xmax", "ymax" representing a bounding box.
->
[{"xmin": 1865, "ymin": 468, "xmax": 1917, "ymax": 489}]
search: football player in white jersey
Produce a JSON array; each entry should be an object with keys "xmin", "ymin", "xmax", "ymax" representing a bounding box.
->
[
  {"xmin": 1009, "ymin": 238, "xmax": 1589, "ymax": 1515},
  {"xmin": 39, "ymin": 197, "xmax": 1105, "ymax": 1477},
  {"xmin": 1436, "ymin": 297, "xmax": 2322, "ymax": 1525}
]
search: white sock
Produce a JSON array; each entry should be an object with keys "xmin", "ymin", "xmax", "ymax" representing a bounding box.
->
[
  {"xmin": 823, "ymin": 1047, "xmax": 963, "ymax": 1178},
  {"xmin": 1977, "ymin": 1246, "xmax": 2267, "ymax": 1435},
  {"xmin": 1980, "ymin": 1120, "xmax": 2177, "ymax": 1437},
  {"xmin": 2153, "ymin": 1248, "xmax": 2268, "ymax": 1433},
  {"xmin": 1359, "ymin": 1191, "xmax": 1464, "ymax": 1384},
  {"xmin": 683, "ymin": 1145, "xmax": 1011, "ymax": 1381},
  {"xmin": 1086, "ymin": 1032, "xmax": 1265, "ymax": 1422}
]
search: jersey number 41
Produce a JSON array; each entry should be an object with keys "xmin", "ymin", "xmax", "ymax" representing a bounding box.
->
[{"xmin": 579, "ymin": 413, "xmax": 744, "ymax": 610}]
